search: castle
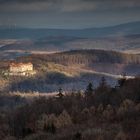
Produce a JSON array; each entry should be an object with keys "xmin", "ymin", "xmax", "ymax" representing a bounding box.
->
[{"xmin": 8, "ymin": 62, "xmax": 36, "ymax": 76}]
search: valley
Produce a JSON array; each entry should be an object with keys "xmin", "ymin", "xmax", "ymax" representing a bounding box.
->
[
  {"xmin": 0, "ymin": 24, "xmax": 140, "ymax": 94},
  {"xmin": 0, "ymin": 49, "xmax": 139, "ymax": 93},
  {"xmin": 0, "ymin": 1, "xmax": 140, "ymax": 140}
]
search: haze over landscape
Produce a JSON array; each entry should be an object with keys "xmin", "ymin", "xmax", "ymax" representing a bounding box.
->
[{"xmin": 0, "ymin": 0, "xmax": 140, "ymax": 140}]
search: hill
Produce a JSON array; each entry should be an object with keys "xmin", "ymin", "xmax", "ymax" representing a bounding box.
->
[
  {"xmin": 0, "ymin": 34, "xmax": 140, "ymax": 57},
  {"xmin": 0, "ymin": 49, "xmax": 139, "ymax": 93},
  {"xmin": 20, "ymin": 49, "xmax": 140, "ymax": 66},
  {"xmin": 0, "ymin": 21, "xmax": 140, "ymax": 39}
]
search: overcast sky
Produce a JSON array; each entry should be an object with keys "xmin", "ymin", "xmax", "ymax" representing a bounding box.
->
[{"xmin": 0, "ymin": 0, "xmax": 140, "ymax": 29}]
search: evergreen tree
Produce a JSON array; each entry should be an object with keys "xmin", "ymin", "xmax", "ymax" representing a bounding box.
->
[
  {"xmin": 99, "ymin": 77, "xmax": 107, "ymax": 88},
  {"xmin": 85, "ymin": 82, "xmax": 94, "ymax": 96},
  {"xmin": 118, "ymin": 74, "xmax": 127, "ymax": 88},
  {"xmin": 44, "ymin": 123, "xmax": 56, "ymax": 134},
  {"xmin": 96, "ymin": 77, "xmax": 111, "ymax": 96},
  {"xmin": 57, "ymin": 87, "xmax": 64, "ymax": 98},
  {"xmin": 73, "ymin": 132, "xmax": 82, "ymax": 140},
  {"xmin": 118, "ymin": 78, "xmax": 126, "ymax": 88}
]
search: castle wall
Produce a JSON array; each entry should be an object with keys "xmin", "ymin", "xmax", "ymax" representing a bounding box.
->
[{"xmin": 10, "ymin": 63, "xmax": 33, "ymax": 73}]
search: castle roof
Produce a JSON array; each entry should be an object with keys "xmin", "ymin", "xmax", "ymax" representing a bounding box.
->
[{"xmin": 10, "ymin": 62, "xmax": 33, "ymax": 67}]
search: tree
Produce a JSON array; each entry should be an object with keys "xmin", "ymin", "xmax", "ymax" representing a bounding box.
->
[
  {"xmin": 96, "ymin": 77, "xmax": 111, "ymax": 94},
  {"xmin": 56, "ymin": 110, "xmax": 72, "ymax": 128},
  {"xmin": 85, "ymin": 82, "xmax": 94, "ymax": 96},
  {"xmin": 97, "ymin": 104, "xmax": 104, "ymax": 114},
  {"xmin": 44, "ymin": 122, "xmax": 56, "ymax": 134},
  {"xmin": 103, "ymin": 104, "xmax": 115, "ymax": 121},
  {"xmin": 118, "ymin": 74, "xmax": 127, "ymax": 88},
  {"xmin": 99, "ymin": 77, "xmax": 107, "ymax": 88},
  {"xmin": 81, "ymin": 108, "xmax": 90, "ymax": 121},
  {"xmin": 57, "ymin": 87, "xmax": 64, "ymax": 98},
  {"xmin": 73, "ymin": 132, "xmax": 82, "ymax": 140}
]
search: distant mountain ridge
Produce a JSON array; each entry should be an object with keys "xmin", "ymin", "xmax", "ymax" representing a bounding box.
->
[
  {"xmin": 1, "ymin": 34, "xmax": 140, "ymax": 54},
  {"xmin": 0, "ymin": 21, "xmax": 140, "ymax": 39}
]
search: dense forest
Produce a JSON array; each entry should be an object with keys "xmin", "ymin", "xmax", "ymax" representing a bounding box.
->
[
  {"xmin": 1, "ymin": 49, "xmax": 140, "ymax": 72},
  {"xmin": 0, "ymin": 77, "xmax": 140, "ymax": 140},
  {"xmin": 20, "ymin": 49, "xmax": 140, "ymax": 76},
  {"xmin": 20, "ymin": 50, "xmax": 140, "ymax": 66}
]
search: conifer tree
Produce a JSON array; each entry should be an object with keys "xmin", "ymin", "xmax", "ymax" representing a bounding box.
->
[
  {"xmin": 99, "ymin": 77, "xmax": 107, "ymax": 88},
  {"xmin": 85, "ymin": 82, "xmax": 94, "ymax": 96},
  {"xmin": 44, "ymin": 123, "xmax": 56, "ymax": 134},
  {"xmin": 57, "ymin": 87, "xmax": 64, "ymax": 98}
]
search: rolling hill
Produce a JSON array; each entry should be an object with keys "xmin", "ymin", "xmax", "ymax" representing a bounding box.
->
[
  {"xmin": 0, "ymin": 21, "xmax": 140, "ymax": 39},
  {"xmin": 0, "ymin": 49, "xmax": 139, "ymax": 92},
  {"xmin": 0, "ymin": 34, "xmax": 140, "ymax": 58},
  {"xmin": 18, "ymin": 49, "xmax": 140, "ymax": 75}
]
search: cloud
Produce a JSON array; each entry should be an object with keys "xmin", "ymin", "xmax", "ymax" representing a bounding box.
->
[
  {"xmin": 0, "ymin": 0, "xmax": 140, "ymax": 28},
  {"xmin": 0, "ymin": 0, "xmax": 57, "ymax": 4},
  {"xmin": 0, "ymin": 0, "xmax": 61, "ymax": 12},
  {"xmin": 0, "ymin": 0, "xmax": 140, "ymax": 13},
  {"xmin": 61, "ymin": 0, "xmax": 97, "ymax": 12}
]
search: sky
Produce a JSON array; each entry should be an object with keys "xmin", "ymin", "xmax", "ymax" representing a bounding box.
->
[{"xmin": 0, "ymin": 0, "xmax": 140, "ymax": 29}]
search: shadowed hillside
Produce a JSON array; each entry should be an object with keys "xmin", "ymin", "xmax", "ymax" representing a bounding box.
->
[{"xmin": 0, "ymin": 77, "xmax": 140, "ymax": 140}]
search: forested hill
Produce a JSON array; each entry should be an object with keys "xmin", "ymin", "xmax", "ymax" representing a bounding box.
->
[
  {"xmin": 1, "ymin": 49, "xmax": 140, "ymax": 93},
  {"xmin": 20, "ymin": 49, "xmax": 140, "ymax": 66}
]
